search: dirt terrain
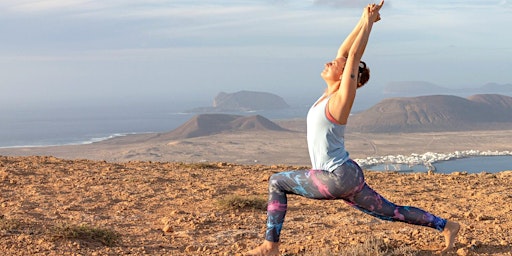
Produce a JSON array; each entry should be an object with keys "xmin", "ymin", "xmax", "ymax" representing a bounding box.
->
[{"xmin": 1, "ymin": 156, "xmax": 511, "ymax": 255}]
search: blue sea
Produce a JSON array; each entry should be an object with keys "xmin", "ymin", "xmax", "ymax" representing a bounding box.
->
[
  {"xmin": 367, "ymin": 155, "xmax": 512, "ymax": 174},
  {"xmin": 0, "ymin": 91, "xmax": 380, "ymax": 148},
  {"xmin": 0, "ymin": 102, "xmax": 309, "ymax": 148}
]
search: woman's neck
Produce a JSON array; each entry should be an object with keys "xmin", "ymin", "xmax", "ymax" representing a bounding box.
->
[{"xmin": 324, "ymin": 81, "xmax": 341, "ymax": 96}]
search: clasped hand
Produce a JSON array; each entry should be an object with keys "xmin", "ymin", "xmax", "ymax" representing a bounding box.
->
[{"xmin": 364, "ymin": 0, "xmax": 384, "ymax": 23}]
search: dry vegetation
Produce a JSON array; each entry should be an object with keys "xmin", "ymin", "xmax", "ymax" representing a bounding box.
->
[
  {"xmin": 49, "ymin": 222, "xmax": 121, "ymax": 247},
  {"xmin": 1, "ymin": 156, "xmax": 511, "ymax": 255}
]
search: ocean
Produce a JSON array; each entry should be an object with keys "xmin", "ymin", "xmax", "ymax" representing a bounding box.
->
[
  {"xmin": 0, "ymin": 109, "xmax": 193, "ymax": 148},
  {"xmin": 0, "ymin": 91, "xmax": 379, "ymax": 148},
  {"xmin": 0, "ymin": 102, "xmax": 309, "ymax": 148},
  {"xmin": 367, "ymin": 155, "xmax": 512, "ymax": 174}
]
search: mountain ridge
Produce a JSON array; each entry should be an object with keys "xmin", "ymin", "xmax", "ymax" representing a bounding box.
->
[
  {"xmin": 187, "ymin": 90, "xmax": 289, "ymax": 113},
  {"xmin": 347, "ymin": 94, "xmax": 512, "ymax": 133},
  {"xmin": 155, "ymin": 114, "xmax": 289, "ymax": 140}
]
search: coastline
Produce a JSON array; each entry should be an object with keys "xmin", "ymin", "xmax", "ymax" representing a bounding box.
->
[
  {"xmin": 0, "ymin": 122, "xmax": 511, "ymax": 172},
  {"xmin": 0, "ymin": 134, "xmax": 129, "ymax": 149},
  {"xmin": 355, "ymin": 150, "xmax": 512, "ymax": 171}
]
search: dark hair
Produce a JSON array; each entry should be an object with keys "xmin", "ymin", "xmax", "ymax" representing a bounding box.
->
[{"xmin": 357, "ymin": 61, "xmax": 370, "ymax": 88}]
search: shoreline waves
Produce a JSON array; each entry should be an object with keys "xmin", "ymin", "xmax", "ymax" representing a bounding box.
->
[
  {"xmin": 355, "ymin": 150, "xmax": 512, "ymax": 172},
  {"xmin": 2, "ymin": 129, "xmax": 511, "ymax": 174},
  {"xmin": 0, "ymin": 133, "xmax": 131, "ymax": 149},
  {"xmin": 1, "ymin": 125, "xmax": 511, "ymax": 173}
]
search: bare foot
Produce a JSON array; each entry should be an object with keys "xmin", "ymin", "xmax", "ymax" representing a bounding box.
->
[
  {"xmin": 440, "ymin": 220, "xmax": 460, "ymax": 253},
  {"xmin": 245, "ymin": 240, "xmax": 280, "ymax": 256}
]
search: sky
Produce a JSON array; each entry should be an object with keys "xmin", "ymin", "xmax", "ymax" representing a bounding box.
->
[{"xmin": 1, "ymin": 0, "xmax": 511, "ymax": 111}]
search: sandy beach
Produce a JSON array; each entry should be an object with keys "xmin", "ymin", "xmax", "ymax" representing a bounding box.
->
[{"xmin": 1, "ymin": 123, "xmax": 512, "ymax": 255}]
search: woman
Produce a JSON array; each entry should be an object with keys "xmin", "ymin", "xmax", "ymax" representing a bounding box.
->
[{"xmin": 246, "ymin": 1, "xmax": 460, "ymax": 255}]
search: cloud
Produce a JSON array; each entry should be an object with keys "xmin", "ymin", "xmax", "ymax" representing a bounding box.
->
[
  {"xmin": 499, "ymin": 0, "xmax": 512, "ymax": 7},
  {"xmin": 0, "ymin": 1, "xmax": 274, "ymax": 52},
  {"xmin": 313, "ymin": 0, "xmax": 368, "ymax": 8},
  {"xmin": 394, "ymin": 0, "xmax": 508, "ymax": 9},
  {"xmin": 1, "ymin": 0, "xmax": 100, "ymax": 14},
  {"xmin": 1, "ymin": 0, "xmax": 511, "ymax": 101}
]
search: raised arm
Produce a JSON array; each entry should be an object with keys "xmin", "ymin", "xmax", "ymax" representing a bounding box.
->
[
  {"xmin": 336, "ymin": 2, "xmax": 382, "ymax": 59},
  {"xmin": 329, "ymin": 1, "xmax": 383, "ymax": 125},
  {"xmin": 336, "ymin": 14, "xmax": 365, "ymax": 59}
]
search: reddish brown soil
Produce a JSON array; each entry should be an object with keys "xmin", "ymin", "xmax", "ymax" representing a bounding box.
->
[{"xmin": 1, "ymin": 156, "xmax": 511, "ymax": 255}]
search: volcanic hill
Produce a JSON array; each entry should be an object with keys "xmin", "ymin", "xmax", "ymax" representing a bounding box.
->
[
  {"xmin": 348, "ymin": 94, "xmax": 512, "ymax": 133},
  {"xmin": 153, "ymin": 114, "xmax": 288, "ymax": 140},
  {"xmin": 187, "ymin": 90, "xmax": 290, "ymax": 112}
]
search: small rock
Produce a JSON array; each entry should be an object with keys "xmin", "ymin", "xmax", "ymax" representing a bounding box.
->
[
  {"xmin": 470, "ymin": 239, "xmax": 481, "ymax": 247},
  {"xmin": 185, "ymin": 245, "xmax": 196, "ymax": 252},
  {"xmin": 160, "ymin": 217, "xmax": 170, "ymax": 224},
  {"xmin": 464, "ymin": 212, "xmax": 474, "ymax": 218},
  {"xmin": 457, "ymin": 247, "xmax": 470, "ymax": 256},
  {"xmin": 162, "ymin": 225, "xmax": 172, "ymax": 233},
  {"xmin": 476, "ymin": 214, "xmax": 494, "ymax": 221}
]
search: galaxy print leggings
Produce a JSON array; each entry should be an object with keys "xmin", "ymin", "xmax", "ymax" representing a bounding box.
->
[{"xmin": 264, "ymin": 159, "xmax": 447, "ymax": 242}]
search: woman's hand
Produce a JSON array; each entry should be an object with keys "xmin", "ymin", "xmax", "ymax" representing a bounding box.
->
[{"xmin": 363, "ymin": 1, "xmax": 384, "ymax": 23}]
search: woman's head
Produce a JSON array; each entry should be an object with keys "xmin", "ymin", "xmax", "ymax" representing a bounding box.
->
[
  {"xmin": 321, "ymin": 58, "xmax": 370, "ymax": 88},
  {"xmin": 321, "ymin": 57, "xmax": 347, "ymax": 81}
]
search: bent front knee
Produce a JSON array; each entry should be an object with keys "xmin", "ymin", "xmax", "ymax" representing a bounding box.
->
[{"xmin": 268, "ymin": 173, "xmax": 282, "ymax": 190}]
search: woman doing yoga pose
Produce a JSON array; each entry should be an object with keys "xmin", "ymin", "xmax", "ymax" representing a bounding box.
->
[{"xmin": 246, "ymin": 1, "xmax": 460, "ymax": 255}]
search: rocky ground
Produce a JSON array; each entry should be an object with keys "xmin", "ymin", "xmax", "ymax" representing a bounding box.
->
[{"xmin": 1, "ymin": 156, "xmax": 511, "ymax": 255}]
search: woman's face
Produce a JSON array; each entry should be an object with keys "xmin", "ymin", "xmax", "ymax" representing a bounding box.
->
[{"xmin": 321, "ymin": 57, "xmax": 346, "ymax": 81}]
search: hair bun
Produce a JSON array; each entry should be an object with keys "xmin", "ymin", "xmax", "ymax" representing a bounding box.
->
[
  {"xmin": 357, "ymin": 61, "xmax": 370, "ymax": 88},
  {"xmin": 358, "ymin": 61, "xmax": 366, "ymax": 73}
]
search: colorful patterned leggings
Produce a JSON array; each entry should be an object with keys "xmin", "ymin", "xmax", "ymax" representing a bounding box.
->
[{"xmin": 264, "ymin": 159, "xmax": 447, "ymax": 242}]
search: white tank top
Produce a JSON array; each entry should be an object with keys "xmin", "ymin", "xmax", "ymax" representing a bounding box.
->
[{"xmin": 306, "ymin": 95, "xmax": 349, "ymax": 172}]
